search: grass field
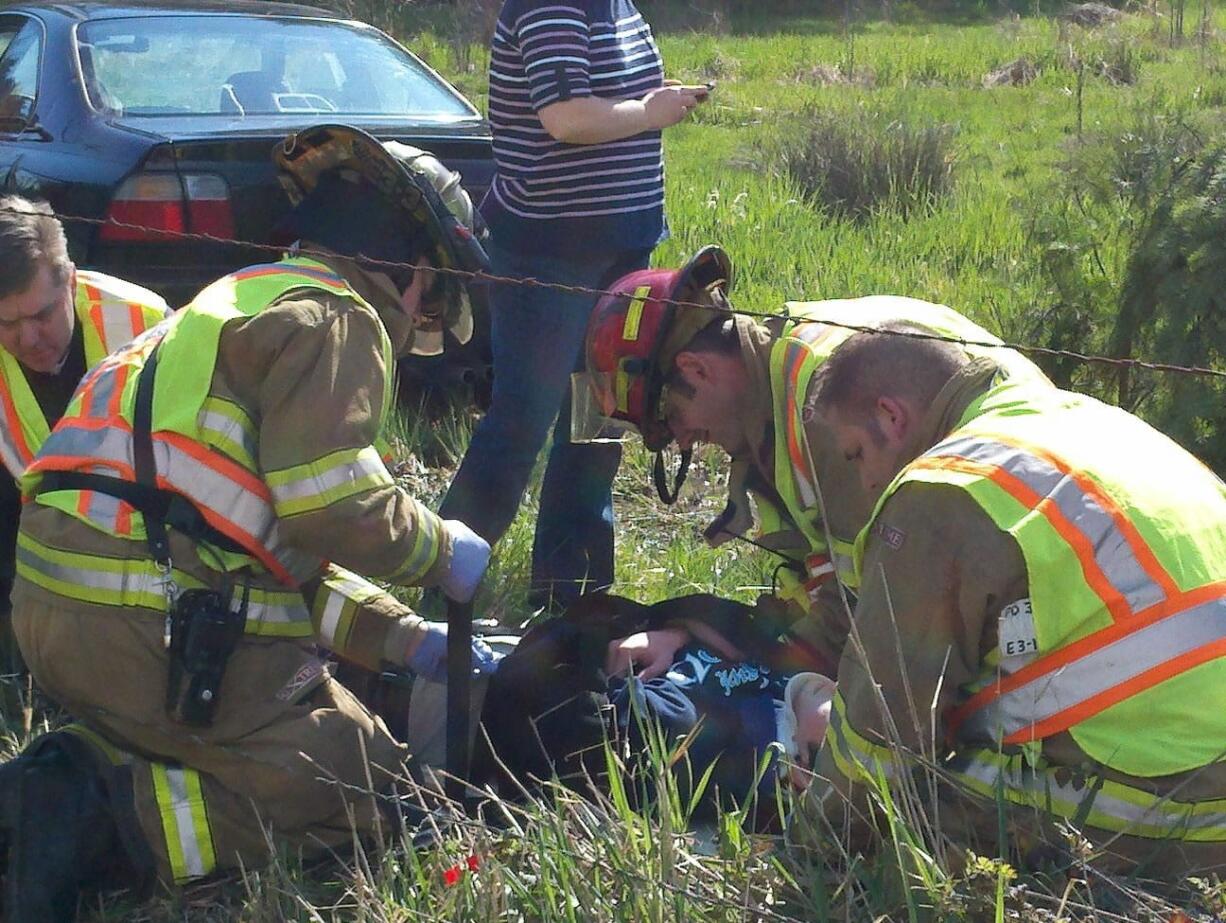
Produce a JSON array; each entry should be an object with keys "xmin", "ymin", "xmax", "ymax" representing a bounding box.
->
[
  {"xmin": 407, "ymin": 0, "xmax": 1226, "ymax": 616},
  {"xmin": 17, "ymin": 1, "xmax": 1226, "ymax": 919}
]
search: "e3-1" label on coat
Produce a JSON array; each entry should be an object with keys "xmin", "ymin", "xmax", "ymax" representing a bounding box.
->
[{"xmin": 999, "ymin": 598, "xmax": 1039, "ymax": 660}]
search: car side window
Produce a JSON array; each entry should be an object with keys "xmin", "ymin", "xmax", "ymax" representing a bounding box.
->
[{"xmin": 0, "ymin": 18, "xmax": 42, "ymax": 124}]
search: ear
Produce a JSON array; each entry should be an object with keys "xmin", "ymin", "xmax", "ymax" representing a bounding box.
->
[
  {"xmin": 673, "ymin": 350, "xmax": 710, "ymax": 382},
  {"xmin": 875, "ymin": 395, "xmax": 912, "ymax": 444}
]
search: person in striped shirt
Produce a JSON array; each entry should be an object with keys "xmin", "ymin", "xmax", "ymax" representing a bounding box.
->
[{"xmin": 440, "ymin": 0, "xmax": 709, "ymax": 612}]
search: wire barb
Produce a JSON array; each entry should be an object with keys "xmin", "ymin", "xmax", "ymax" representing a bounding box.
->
[{"xmin": 11, "ymin": 204, "xmax": 1225, "ymax": 381}]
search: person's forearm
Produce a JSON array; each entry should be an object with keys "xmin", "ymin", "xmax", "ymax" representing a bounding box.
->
[
  {"xmin": 303, "ymin": 565, "xmax": 427, "ymax": 672},
  {"xmin": 539, "ymin": 96, "xmax": 652, "ymax": 145}
]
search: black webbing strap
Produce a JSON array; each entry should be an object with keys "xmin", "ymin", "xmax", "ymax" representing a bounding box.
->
[
  {"xmin": 133, "ymin": 345, "xmax": 169, "ymax": 563},
  {"xmin": 37, "ymin": 472, "xmax": 247, "ymax": 558},
  {"xmin": 652, "ymin": 448, "xmax": 692, "ymax": 505},
  {"xmin": 36, "ymin": 344, "xmax": 247, "ymax": 559}
]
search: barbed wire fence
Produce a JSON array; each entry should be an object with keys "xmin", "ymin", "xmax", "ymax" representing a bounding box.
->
[{"xmin": 13, "ymin": 204, "xmax": 1226, "ymax": 383}]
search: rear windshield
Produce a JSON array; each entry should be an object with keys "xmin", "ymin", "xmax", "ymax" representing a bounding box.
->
[{"xmin": 77, "ymin": 16, "xmax": 475, "ymax": 119}]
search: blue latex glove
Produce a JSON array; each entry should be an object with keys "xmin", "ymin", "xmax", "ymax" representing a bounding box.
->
[
  {"xmin": 440, "ymin": 519, "xmax": 491, "ymax": 603},
  {"xmin": 406, "ymin": 622, "xmax": 503, "ymax": 684}
]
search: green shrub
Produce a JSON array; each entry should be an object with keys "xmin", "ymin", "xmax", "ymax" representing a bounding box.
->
[
  {"xmin": 772, "ymin": 106, "xmax": 958, "ymax": 221},
  {"xmin": 1026, "ymin": 110, "xmax": 1226, "ymax": 471}
]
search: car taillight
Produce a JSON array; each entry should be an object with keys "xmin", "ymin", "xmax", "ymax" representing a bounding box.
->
[
  {"xmin": 101, "ymin": 172, "xmax": 235, "ymax": 242},
  {"xmin": 101, "ymin": 174, "xmax": 184, "ymax": 242},
  {"xmin": 183, "ymin": 174, "xmax": 235, "ymax": 239}
]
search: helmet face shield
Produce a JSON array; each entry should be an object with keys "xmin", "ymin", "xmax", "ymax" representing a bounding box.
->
[
  {"xmin": 569, "ymin": 371, "xmax": 675, "ymax": 447},
  {"xmin": 570, "ymin": 371, "xmax": 632, "ymax": 444}
]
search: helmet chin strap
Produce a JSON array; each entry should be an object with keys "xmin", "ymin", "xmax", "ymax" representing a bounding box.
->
[{"xmin": 653, "ymin": 448, "xmax": 693, "ymax": 505}]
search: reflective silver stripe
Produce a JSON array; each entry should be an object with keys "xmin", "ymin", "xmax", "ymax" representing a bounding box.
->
[
  {"xmin": 828, "ymin": 693, "xmax": 905, "ymax": 781},
  {"xmin": 82, "ymin": 489, "xmax": 124, "ymax": 534},
  {"xmin": 99, "ymin": 302, "xmax": 137, "ymax": 353},
  {"xmin": 268, "ymin": 448, "xmax": 392, "ymax": 506},
  {"xmin": 40, "ymin": 420, "xmax": 133, "ymax": 472},
  {"xmin": 0, "ymin": 424, "xmax": 26, "ymax": 478},
  {"xmin": 832, "ymin": 548, "xmax": 856, "ymax": 584},
  {"xmin": 164, "ymin": 768, "xmax": 207, "ymax": 878},
  {"xmin": 963, "ymin": 595, "xmax": 1226, "ymax": 741},
  {"xmin": 16, "ymin": 543, "xmax": 307, "ymax": 627},
  {"xmin": 949, "ymin": 750, "xmax": 1226, "ymax": 838},
  {"xmin": 930, "ymin": 435, "xmax": 1167, "ymax": 615},
  {"xmin": 16, "ymin": 541, "xmax": 148, "ymax": 598},
  {"xmin": 198, "ymin": 408, "xmax": 256, "ymax": 465},
  {"xmin": 317, "ymin": 592, "xmax": 346, "ymax": 646},
  {"xmin": 39, "ymin": 420, "xmax": 320, "ymax": 584},
  {"xmin": 82, "ymin": 360, "xmax": 121, "ymax": 413}
]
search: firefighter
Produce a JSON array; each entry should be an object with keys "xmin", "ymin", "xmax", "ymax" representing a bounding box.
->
[
  {"xmin": 0, "ymin": 195, "xmax": 169, "ymax": 722},
  {"xmin": 0, "ymin": 125, "xmax": 498, "ymax": 920},
  {"xmin": 577, "ymin": 246, "xmax": 1049, "ymax": 681},
  {"xmin": 798, "ymin": 325, "xmax": 1226, "ymax": 876}
]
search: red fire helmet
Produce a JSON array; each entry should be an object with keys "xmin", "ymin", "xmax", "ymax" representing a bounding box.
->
[{"xmin": 582, "ymin": 245, "xmax": 732, "ymax": 452}]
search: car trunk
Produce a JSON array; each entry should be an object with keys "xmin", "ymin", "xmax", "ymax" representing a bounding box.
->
[{"xmin": 92, "ymin": 116, "xmax": 494, "ymax": 306}]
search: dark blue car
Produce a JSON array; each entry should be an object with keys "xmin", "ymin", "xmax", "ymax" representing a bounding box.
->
[{"xmin": 0, "ymin": 0, "xmax": 494, "ymax": 318}]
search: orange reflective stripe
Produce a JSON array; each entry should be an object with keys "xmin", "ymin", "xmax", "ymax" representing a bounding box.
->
[
  {"xmin": 948, "ymin": 579, "xmax": 1226, "ymax": 743},
  {"xmin": 86, "ymin": 284, "xmax": 105, "ymax": 348},
  {"xmin": 158, "ymin": 429, "xmax": 270, "ymax": 505},
  {"xmin": 997, "ymin": 431, "xmax": 1179, "ymax": 603},
  {"xmin": 0, "ymin": 384, "xmax": 34, "ymax": 472},
  {"xmin": 782, "ymin": 341, "xmax": 816, "ymax": 507},
  {"xmin": 154, "ymin": 430, "xmax": 296, "ymax": 583},
  {"xmin": 912, "ymin": 455, "xmax": 1135, "ymax": 622},
  {"xmin": 31, "ymin": 417, "xmax": 301, "ymax": 585},
  {"xmin": 106, "ymin": 364, "xmax": 129, "ymax": 419},
  {"xmin": 1013, "ymin": 631, "xmax": 1226, "ymax": 745},
  {"xmin": 129, "ymin": 302, "xmax": 147, "ymax": 335},
  {"xmin": 116, "ymin": 495, "xmax": 133, "ymax": 535},
  {"xmin": 229, "ymin": 263, "xmax": 350, "ymax": 290},
  {"xmin": 908, "ymin": 430, "xmax": 1201, "ymax": 747}
]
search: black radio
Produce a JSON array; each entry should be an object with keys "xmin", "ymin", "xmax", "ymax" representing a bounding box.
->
[{"xmin": 165, "ymin": 586, "xmax": 247, "ymax": 726}]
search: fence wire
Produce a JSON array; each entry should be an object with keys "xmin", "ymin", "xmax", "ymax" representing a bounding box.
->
[{"xmin": 13, "ymin": 204, "xmax": 1226, "ymax": 382}]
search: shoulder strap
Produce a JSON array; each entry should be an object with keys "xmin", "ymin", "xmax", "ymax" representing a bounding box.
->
[
  {"xmin": 133, "ymin": 344, "xmax": 170, "ymax": 564},
  {"xmin": 37, "ymin": 343, "xmax": 246, "ymax": 560}
]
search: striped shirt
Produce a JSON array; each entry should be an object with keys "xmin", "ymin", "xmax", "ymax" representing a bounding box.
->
[{"xmin": 481, "ymin": 0, "xmax": 667, "ymax": 255}]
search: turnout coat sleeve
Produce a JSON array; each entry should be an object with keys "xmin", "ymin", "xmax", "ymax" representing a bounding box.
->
[
  {"xmin": 302, "ymin": 564, "xmax": 431, "ymax": 672},
  {"xmin": 795, "ymin": 481, "xmax": 1028, "ymax": 847},
  {"xmin": 216, "ymin": 290, "xmax": 452, "ymax": 589}
]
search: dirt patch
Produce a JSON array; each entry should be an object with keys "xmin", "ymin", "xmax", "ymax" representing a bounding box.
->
[
  {"xmin": 983, "ymin": 57, "xmax": 1038, "ymax": 87},
  {"xmin": 795, "ymin": 63, "xmax": 876, "ymax": 87},
  {"xmin": 1061, "ymin": 2, "xmax": 1124, "ymax": 27}
]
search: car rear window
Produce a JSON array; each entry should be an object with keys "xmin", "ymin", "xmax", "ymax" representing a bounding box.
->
[{"xmin": 77, "ymin": 16, "xmax": 475, "ymax": 119}]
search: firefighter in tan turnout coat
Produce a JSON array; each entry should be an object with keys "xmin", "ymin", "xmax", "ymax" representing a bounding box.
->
[
  {"xmin": 800, "ymin": 326, "xmax": 1226, "ymax": 876},
  {"xmin": 0, "ymin": 125, "xmax": 497, "ymax": 919},
  {"xmin": 580, "ymin": 248, "xmax": 1047, "ymax": 688}
]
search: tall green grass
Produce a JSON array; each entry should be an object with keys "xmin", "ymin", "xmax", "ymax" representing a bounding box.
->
[{"xmin": 11, "ymin": 3, "xmax": 1226, "ymax": 920}]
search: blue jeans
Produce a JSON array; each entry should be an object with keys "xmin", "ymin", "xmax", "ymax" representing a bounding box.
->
[{"xmin": 440, "ymin": 240, "xmax": 652, "ymax": 611}]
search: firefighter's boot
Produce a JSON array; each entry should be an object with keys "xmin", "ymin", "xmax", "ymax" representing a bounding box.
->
[{"xmin": 0, "ymin": 738, "xmax": 129, "ymax": 922}]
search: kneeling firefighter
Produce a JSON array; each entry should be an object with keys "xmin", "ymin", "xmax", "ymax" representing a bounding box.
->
[{"xmin": 0, "ymin": 124, "xmax": 498, "ymax": 920}]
